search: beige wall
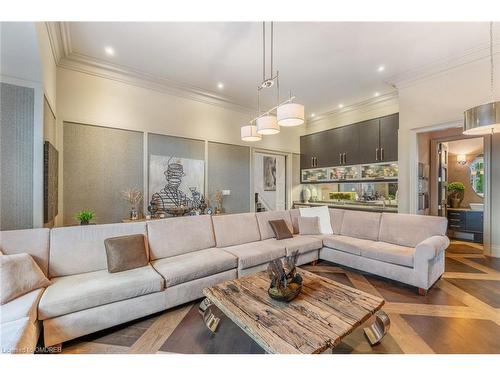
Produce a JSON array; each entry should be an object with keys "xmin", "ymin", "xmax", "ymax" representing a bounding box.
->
[
  {"xmin": 35, "ymin": 23, "xmax": 57, "ymax": 113},
  {"xmin": 398, "ymin": 55, "xmax": 500, "ymax": 256},
  {"xmin": 55, "ymin": 67, "xmax": 304, "ymax": 225}
]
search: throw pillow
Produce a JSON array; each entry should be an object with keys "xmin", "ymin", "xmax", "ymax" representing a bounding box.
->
[
  {"xmin": 104, "ymin": 234, "xmax": 149, "ymax": 273},
  {"xmin": 0, "ymin": 253, "xmax": 50, "ymax": 304},
  {"xmin": 298, "ymin": 216, "xmax": 322, "ymax": 235},
  {"xmin": 268, "ymin": 219, "xmax": 293, "ymax": 240},
  {"xmin": 299, "ymin": 206, "xmax": 333, "ymax": 234}
]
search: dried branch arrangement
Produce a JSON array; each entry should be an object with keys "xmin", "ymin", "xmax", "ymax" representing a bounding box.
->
[{"xmin": 121, "ymin": 188, "xmax": 143, "ymax": 208}]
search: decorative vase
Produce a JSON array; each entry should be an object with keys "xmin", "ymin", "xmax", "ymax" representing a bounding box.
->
[
  {"xmin": 130, "ymin": 208, "xmax": 139, "ymax": 220},
  {"xmin": 302, "ymin": 186, "xmax": 311, "ymax": 203},
  {"xmin": 80, "ymin": 220, "xmax": 89, "ymax": 225},
  {"xmin": 450, "ymin": 197, "xmax": 461, "ymax": 208}
]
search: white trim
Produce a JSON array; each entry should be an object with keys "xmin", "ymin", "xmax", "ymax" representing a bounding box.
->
[
  {"xmin": 307, "ymin": 91, "xmax": 398, "ymax": 126},
  {"xmin": 388, "ymin": 41, "xmax": 500, "ymax": 89}
]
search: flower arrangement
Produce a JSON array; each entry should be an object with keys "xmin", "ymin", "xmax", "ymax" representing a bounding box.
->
[{"xmin": 448, "ymin": 182, "xmax": 465, "ymax": 208}]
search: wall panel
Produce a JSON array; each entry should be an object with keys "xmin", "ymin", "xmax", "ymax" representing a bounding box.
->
[
  {"xmin": 63, "ymin": 122, "xmax": 143, "ymax": 225},
  {"xmin": 208, "ymin": 142, "xmax": 250, "ymax": 214},
  {"xmin": 0, "ymin": 83, "xmax": 34, "ymax": 230}
]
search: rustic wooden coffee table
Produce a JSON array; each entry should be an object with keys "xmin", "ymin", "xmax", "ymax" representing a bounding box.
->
[{"xmin": 201, "ymin": 268, "xmax": 386, "ymax": 354}]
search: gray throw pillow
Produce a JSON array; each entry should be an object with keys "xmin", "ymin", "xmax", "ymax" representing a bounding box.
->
[
  {"xmin": 0, "ymin": 253, "xmax": 51, "ymax": 304},
  {"xmin": 104, "ymin": 234, "xmax": 148, "ymax": 273},
  {"xmin": 298, "ymin": 216, "xmax": 322, "ymax": 235},
  {"xmin": 268, "ymin": 219, "xmax": 293, "ymax": 240}
]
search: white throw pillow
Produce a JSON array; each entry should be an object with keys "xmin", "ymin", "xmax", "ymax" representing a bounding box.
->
[
  {"xmin": 299, "ymin": 206, "xmax": 333, "ymax": 234},
  {"xmin": 0, "ymin": 253, "xmax": 50, "ymax": 304}
]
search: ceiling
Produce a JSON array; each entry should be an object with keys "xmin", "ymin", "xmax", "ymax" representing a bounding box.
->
[
  {"xmin": 447, "ymin": 137, "xmax": 484, "ymax": 155},
  {"xmin": 66, "ymin": 22, "xmax": 497, "ymax": 116}
]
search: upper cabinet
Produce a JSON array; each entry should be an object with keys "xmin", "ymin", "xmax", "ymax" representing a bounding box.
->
[{"xmin": 300, "ymin": 113, "xmax": 399, "ymax": 172}]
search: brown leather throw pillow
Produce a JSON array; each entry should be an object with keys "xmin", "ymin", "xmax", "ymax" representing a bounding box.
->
[
  {"xmin": 104, "ymin": 234, "xmax": 148, "ymax": 273},
  {"xmin": 268, "ymin": 219, "xmax": 293, "ymax": 240}
]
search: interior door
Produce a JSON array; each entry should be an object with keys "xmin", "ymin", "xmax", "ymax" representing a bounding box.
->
[{"xmin": 437, "ymin": 142, "xmax": 449, "ymax": 217}]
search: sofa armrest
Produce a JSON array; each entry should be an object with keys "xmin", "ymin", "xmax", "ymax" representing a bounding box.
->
[{"xmin": 415, "ymin": 235, "xmax": 450, "ymax": 261}]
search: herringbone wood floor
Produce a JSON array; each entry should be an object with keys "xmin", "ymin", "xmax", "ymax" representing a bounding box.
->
[{"xmin": 59, "ymin": 241, "xmax": 500, "ymax": 354}]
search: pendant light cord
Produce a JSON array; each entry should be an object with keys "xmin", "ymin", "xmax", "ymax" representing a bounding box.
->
[{"xmin": 490, "ymin": 21, "xmax": 494, "ymax": 101}]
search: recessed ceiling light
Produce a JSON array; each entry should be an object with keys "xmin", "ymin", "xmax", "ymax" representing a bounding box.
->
[
  {"xmin": 104, "ymin": 46, "xmax": 115, "ymax": 56},
  {"xmin": 338, "ymin": 104, "xmax": 344, "ymax": 109},
  {"xmin": 311, "ymin": 113, "xmax": 316, "ymax": 118},
  {"xmin": 374, "ymin": 92, "xmax": 380, "ymax": 97},
  {"xmin": 217, "ymin": 82, "xmax": 224, "ymax": 89},
  {"xmin": 377, "ymin": 65, "xmax": 385, "ymax": 72}
]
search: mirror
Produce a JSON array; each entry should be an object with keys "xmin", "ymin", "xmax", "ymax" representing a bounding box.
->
[{"xmin": 469, "ymin": 155, "xmax": 484, "ymax": 197}]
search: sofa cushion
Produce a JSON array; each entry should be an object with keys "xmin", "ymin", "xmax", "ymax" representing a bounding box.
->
[
  {"xmin": 220, "ymin": 241, "xmax": 286, "ymax": 270},
  {"xmin": 299, "ymin": 206, "xmax": 333, "ymax": 234},
  {"xmin": 0, "ymin": 317, "xmax": 36, "ymax": 354},
  {"xmin": 152, "ymin": 248, "xmax": 237, "ymax": 287},
  {"xmin": 289, "ymin": 209, "xmax": 300, "ymax": 234},
  {"xmin": 298, "ymin": 216, "xmax": 321, "ymax": 235},
  {"xmin": 147, "ymin": 215, "xmax": 216, "ymax": 260},
  {"xmin": 322, "ymin": 235, "xmax": 375, "ymax": 256},
  {"xmin": 379, "ymin": 213, "xmax": 449, "ymax": 248},
  {"xmin": 340, "ymin": 210, "xmax": 381, "ymax": 241},
  {"xmin": 361, "ymin": 242, "xmax": 415, "ymax": 268},
  {"xmin": 256, "ymin": 210, "xmax": 293, "ymax": 240},
  {"xmin": 262, "ymin": 236, "xmax": 322, "ymax": 256},
  {"xmin": 38, "ymin": 265, "xmax": 164, "ymax": 320},
  {"xmin": 104, "ymin": 234, "xmax": 149, "ymax": 273},
  {"xmin": 1, "ymin": 254, "xmax": 50, "ymax": 304},
  {"xmin": 49, "ymin": 222, "xmax": 147, "ymax": 277},
  {"xmin": 212, "ymin": 213, "xmax": 261, "ymax": 248},
  {"xmin": 329, "ymin": 208, "xmax": 345, "ymax": 235},
  {"xmin": 0, "ymin": 228, "xmax": 50, "ymax": 276},
  {"xmin": 0, "ymin": 288, "xmax": 44, "ymax": 324}
]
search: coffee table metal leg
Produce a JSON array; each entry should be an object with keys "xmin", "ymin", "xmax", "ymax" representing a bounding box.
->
[
  {"xmin": 199, "ymin": 298, "xmax": 220, "ymax": 333},
  {"xmin": 363, "ymin": 311, "xmax": 391, "ymax": 346}
]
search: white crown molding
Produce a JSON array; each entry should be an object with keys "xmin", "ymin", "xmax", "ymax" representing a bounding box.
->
[
  {"xmin": 307, "ymin": 91, "xmax": 399, "ymax": 126},
  {"xmin": 46, "ymin": 22, "xmax": 253, "ymax": 115},
  {"xmin": 387, "ymin": 40, "xmax": 500, "ymax": 90}
]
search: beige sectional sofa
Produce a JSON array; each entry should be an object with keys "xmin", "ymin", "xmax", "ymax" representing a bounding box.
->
[
  {"xmin": 0, "ymin": 208, "xmax": 448, "ymax": 352},
  {"xmin": 0, "ymin": 228, "xmax": 50, "ymax": 354}
]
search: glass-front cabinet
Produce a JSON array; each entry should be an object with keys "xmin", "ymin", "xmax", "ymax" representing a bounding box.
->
[{"xmin": 301, "ymin": 162, "xmax": 398, "ymax": 183}]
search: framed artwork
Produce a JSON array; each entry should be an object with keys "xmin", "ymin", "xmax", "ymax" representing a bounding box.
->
[
  {"xmin": 263, "ymin": 155, "xmax": 277, "ymax": 191},
  {"xmin": 44, "ymin": 141, "xmax": 59, "ymax": 224}
]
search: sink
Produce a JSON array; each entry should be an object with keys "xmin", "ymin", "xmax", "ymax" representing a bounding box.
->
[{"xmin": 469, "ymin": 203, "xmax": 484, "ymax": 211}]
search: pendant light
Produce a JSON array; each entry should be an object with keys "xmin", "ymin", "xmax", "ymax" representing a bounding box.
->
[
  {"xmin": 464, "ymin": 22, "xmax": 500, "ymax": 135},
  {"xmin": 241, "ymin": 124, "xmax": 262, "ymax": 141},
  {"xmin": 257, "ymin": 115, "xmax": 280, "ymax": 134},
  {"xmin": 241, "ymin": 22, "xmax": 305, "ymax": 141}
]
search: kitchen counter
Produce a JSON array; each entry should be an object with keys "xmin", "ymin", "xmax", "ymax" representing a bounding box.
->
[{"xmin": 292, "ymin": 201, "xmax": 398, "ymax": 213}]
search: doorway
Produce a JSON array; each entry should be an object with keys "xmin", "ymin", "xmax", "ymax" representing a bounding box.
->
[
  {"xmin": 253, "ymin": 151, "xmax": 287, "ymax": 212},
  {"xmin": 417, "ymin": 126, "xmax": 489, "ymax": 255}
]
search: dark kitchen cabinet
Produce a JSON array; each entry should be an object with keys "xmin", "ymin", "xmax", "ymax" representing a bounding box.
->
[
  {"xmin": 379, "ymin": 113, "xmax": 399, "ymax": 162},
  {"xmin": 357, "ymin": 119, "xmax": 380, "ymax": 164},
  {"xmin": 300, "ymin": 112, "xmax": 399, "ymax": 172}
]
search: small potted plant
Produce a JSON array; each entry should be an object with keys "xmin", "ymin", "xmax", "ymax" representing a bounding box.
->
[
  {"xmin": 75, "ymin": 210, "xmax": 95, "ymax": 225},
  {"xmin": 448, "ymin": 182, "xmax": 465, "ymax": 208}
]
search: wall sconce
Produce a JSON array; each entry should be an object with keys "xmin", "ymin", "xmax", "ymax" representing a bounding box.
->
[{"xmin": 457, "ymin": 154, "xmax": 467, "ymax": 165}]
